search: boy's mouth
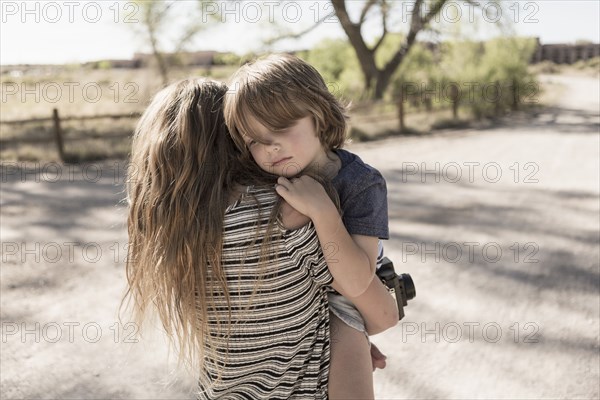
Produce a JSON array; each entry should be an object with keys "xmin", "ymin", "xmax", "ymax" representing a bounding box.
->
[{"xmin": 271, "ymin": 157, "xmax": 292, "ymax": 167}]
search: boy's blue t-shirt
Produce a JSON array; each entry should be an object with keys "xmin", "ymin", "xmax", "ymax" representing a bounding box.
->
[{"xmin": 332, "ymin": 149, "xmax": 389, "ymax": 240}]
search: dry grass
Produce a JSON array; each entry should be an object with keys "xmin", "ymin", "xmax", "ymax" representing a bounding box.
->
[
  {"xmin": 528, "ymin": 57, "xmax": 600, "ymax": 78},
  {"xmin": 0, "ymin": 64, "xmax": 567, "ymax": 161},
  {"xmin": 349, "ymin": 105, "xmax": 479, "ymax": 141},
  {"xmin": 0, "ymin": 65, "xmax": 241, "ymax": 162},
  {"xmin": 0, "ymin": 65, "xmax": 238, "ymax": 121}
]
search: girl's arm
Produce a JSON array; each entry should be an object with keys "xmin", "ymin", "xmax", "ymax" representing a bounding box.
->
[{"xmin": 276, "ymin": 176, "xmax": 399, "ymax": 333}]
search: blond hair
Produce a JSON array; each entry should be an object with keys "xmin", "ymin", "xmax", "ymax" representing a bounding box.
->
[
  {"xmin": 123, "ymin": 78, "xmax": 279, "ymax": 377},
  {"xmin": 224, "ymin": 54, "xmax": 348, "ymax": 156},
  {"xmin": 123, "ymin": 76, "xmax": 340, "ymax": 387}
]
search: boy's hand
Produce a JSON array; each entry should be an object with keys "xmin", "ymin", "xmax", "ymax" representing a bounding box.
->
[
  {"xmin": 370, "ymin": 343, "xmax": 387, "ymax": 371},
  {"xmin": 279, "ymin": 200, "xmax": 311, "ymax": 230},
  {"xmin": 275, "ymin": 176, "xmax": 335, "ymax": 220}
]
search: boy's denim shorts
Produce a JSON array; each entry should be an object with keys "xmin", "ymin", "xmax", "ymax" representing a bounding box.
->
[{"xmin": 328, "ymin": 293, "xmax": 367, "ymax": 335}]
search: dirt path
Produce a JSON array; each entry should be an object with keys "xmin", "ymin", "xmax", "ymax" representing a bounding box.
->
[{"xmin": 1, "ymin": 74, "xmax": 598, "ymax": 399}]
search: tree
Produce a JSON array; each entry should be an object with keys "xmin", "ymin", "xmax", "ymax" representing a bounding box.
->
[
  {"xmin": 265, "ymin": 1, "xmax": 453, "ymax": 100},
  {"xmin": 330, "ymin": 0, "xmax": 451, "ymax": 100},
  {"xmin": 267, "ymin": 1, "xmax": 513, "ymax": 101},
  {"xmin": 132, "ymin": 0, "xmax": 220, "ymax": 86}
]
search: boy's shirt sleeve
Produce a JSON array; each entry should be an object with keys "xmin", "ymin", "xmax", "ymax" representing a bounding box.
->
[{"xmin": 341, "ymin": 171, "xmax": 389, "ymax": 240}]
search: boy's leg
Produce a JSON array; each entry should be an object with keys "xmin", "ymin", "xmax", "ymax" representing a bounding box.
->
[
  {"xmin": 371, "ymin": 343, "xmax": 387, "ymax": 370},
  {"xmin": 328, "ymin": 312, "xmax": 374, "ymax": 400}
]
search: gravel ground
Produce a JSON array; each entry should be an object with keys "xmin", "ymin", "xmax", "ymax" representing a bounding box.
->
[{"xmin": 1, "ymin": 74, "xmax": 598, "ymax": 399}]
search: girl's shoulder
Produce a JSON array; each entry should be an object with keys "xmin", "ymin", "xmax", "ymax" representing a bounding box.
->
[{"xmin": 225, "ymin": 185, "xmax": 277, "ymax": 214}]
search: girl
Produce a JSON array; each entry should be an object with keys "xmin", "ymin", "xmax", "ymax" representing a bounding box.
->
[
  {"xmin": 224, "ymin": 54, "xmax": 399, "ymax": 399},
  {"xmin": 124, "ymin": 78, "xmax": 340, "ymax": 398}
]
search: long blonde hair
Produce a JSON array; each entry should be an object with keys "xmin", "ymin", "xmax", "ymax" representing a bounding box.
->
[
  {"xmin": 124, "ymin": 77, "xmax": 340, "ymax": 380},
  {"xmin": 123, "ymin": 78, "xmax": 277, "ymax": 372}
]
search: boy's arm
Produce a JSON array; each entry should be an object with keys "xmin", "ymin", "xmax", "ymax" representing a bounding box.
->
[
  {"xmin": 341, "ymin": 255, "xmax": 399, "ymax": 335},
  {"xmin": 276, "ymin": 175, "xmax": 376, "ymax": 297},
  {"xmin": 331, "ymin": 234, "xmax": 398, "ymax": 334},
  {"xmin": 277, "ymin": 175, "xmax": 398, "ymax": 332}
]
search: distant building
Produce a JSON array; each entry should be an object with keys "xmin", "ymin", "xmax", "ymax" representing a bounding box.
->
[
  {"xmin": 180, "ymin": 51, "xmax": 220, "ymax": 66},
  {"xmin": 109, "ymin": 59, "xmax": 142, "ymax": 69},
  {"xmin": 531, "ymin": 38, "xmax": 600, "ymax": 64},
  {"xmin": 132, "ymin": 51, "xmax": 221, "ymax": 67}
]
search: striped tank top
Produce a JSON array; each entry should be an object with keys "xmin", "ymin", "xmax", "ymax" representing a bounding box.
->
[{"xmin": 198, "ymin": 186, "xmax": 332, "ymax": 399}]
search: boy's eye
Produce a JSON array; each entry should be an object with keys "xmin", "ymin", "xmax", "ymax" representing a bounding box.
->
[{"xmin": 247, "ymin": 139, "xmax": 257, "ymax": 148}]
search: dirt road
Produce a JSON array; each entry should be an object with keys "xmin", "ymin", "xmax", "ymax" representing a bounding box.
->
[{"xmin": 1, "ymin": 74, "xmax": 598, "ymax": 399}]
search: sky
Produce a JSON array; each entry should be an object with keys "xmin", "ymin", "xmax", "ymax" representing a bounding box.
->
[{"xmin": 1, "ymin": 0, "xmax": 599, "ymax": 65}]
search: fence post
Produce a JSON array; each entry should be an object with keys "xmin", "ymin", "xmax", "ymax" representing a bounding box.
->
[
  {"xmin": 397, "ymin": 83, "xmax": 405, "ymax": 133},
  {"xmin": 52, "ymin": 108, "xmax": 65, "ymax": 162},
  {"xmin": 494, "ymin": 80, "xmax": 502, "ymax": 117},
  {"xmin": 511, "ymin": 77, "xmax": 519, "ymax": 111},
  {"xmin": 450, "ymin": 84, "xmax": 459, "ymax": 120}
]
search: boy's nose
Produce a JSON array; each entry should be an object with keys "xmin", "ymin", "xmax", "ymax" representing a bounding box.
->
[{"xmin": 265, "ymin": 142, "xmax": 280, "ymax": 153}]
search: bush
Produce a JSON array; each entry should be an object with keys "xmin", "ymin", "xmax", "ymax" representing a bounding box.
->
[
  {"xmin": 573, "ymin": 57, "xmax": 600, "ymax": 72},
  {"xmin": 530, "ymin": 61, "xmax": 561, "ymax": 74},
  {"xmin": 436, "ymin": 37, "xmax": 538, "ymax": 119},
  {"xmin": 302, "ymin": 35, "xmax": 540, "ymax": 133}
]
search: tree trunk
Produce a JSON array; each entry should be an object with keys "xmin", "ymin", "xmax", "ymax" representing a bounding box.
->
[
  {"xmin": 328, "ymin": 0, "xmax": 450, "ymax": 100},
  {"xmin": 374, "ymin": 69, "xmax": 394, "ymax": 100},
  {"xmin": 450, "ymin": 84, "xmax": 459, "ymax": 119},
  {"xmin": 154, "ymin": 51, "xmax": 169, "ymax": 87},
  {"xmin": 143, "ymin": 1, "xmax": 169, "ymax": 87},
  {"xmin": 149, "ymin": 34, "xmax": 169, "ymax": 87},
  {"xmin": 331, "ymin": 0, "xmax": 378, "ymax": 98}
]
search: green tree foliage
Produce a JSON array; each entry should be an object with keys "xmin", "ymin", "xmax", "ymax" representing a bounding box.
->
[
  {"xmin": 307, "ymin": 34, "xmax": 539, "ymax": 132},
  {"xmin": 388, "ymin": 36, "xmax": 441, "ymax": 106},
  {"xmin": 302, "ymin": 39, "xmax": 364, "ymax": 101}
]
